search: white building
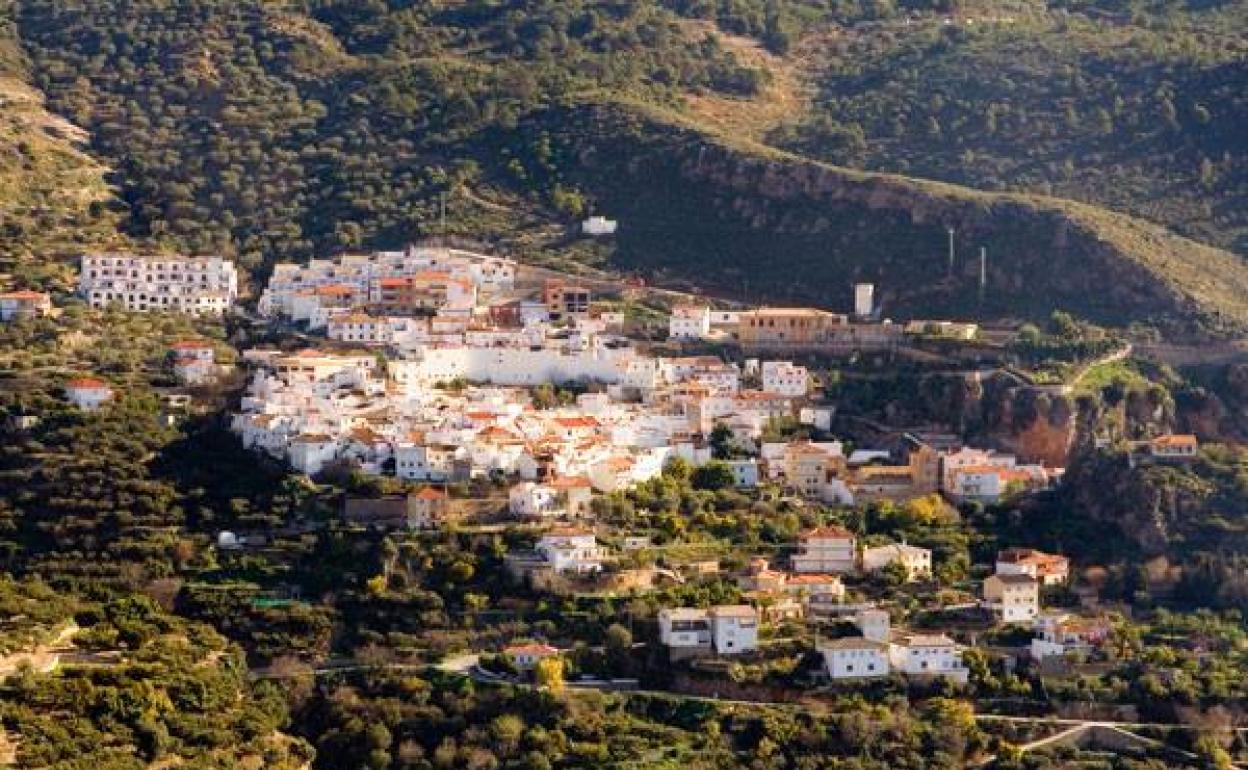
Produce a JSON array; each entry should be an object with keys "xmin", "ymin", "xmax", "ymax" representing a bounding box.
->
[
  {"xmin": 724, "ymin": 459, "xmax": 760, "ymax": 488},
  {"xmin": 64, "ymin": 377, "xmax": 113, "ymax": 411},
  {"xmin": 0, "ymin": 290, "xmax": 52, "ymax": 321},
  {"xmin": 862, "ymin": 543, "xmax": 932, "ymax": 581},
  {"xmin": 509, "ymin": 481, "xmax": 561, "ymax": 518},
  {"xmin": 536, "ymin": 529, "xmax": 606, "ymax": 574},
  {"xmin": 983, "ymin": 573, "xmax": 1040, "ymax": 623},
  {"xmin": 995, "ymin": 548, "xmax": 1069, "ymax": 586},
  {"xmin": 170, "ymin": 340, "xmax": 218, "ymax": 385},
  {"xmin": 79, "ymin": 254, "xmax": 238, "ymax": 314},
  {"xmin": 1147, "ymin": 434, "xmax": 1199, "ymax": 461},
  {"xmin": 854, "ymin": 283, "xmax": 874, "ymax": 319},
  {"xmin": 658, "ymin": 608, "xmax": 712, "ymax": 656},
  {"xmin": 822, "ymin": 637, "xmax": 891, "ymax": 680},
  {"xmin": 1030, "ymin": 613, "xmax": 1111, "ymax": 660},
  {"xmin": 582, "ymin": 216, "xmax": 618, "ymax": 236},
  {"xmin": 948, "ymin": 464, "xmax": 1050, "ymax": 502},
  {"xmin": 854, "ymin": 608, "xmax": 891, "ymax": 643},
  {"xmin": 658, "ymin": 605, "xmax": 759, "ymax": 657},
  {"xmin": 761, "ymin": 361, "xmax": 809, "ymax": 397},
  {"xmin": 669, "ymin": 304, "xmax": 711, "ymax": 341},
  {"xmin": 791, "ymin": 526, "xmax": 856, "ymax": 574},
  {"xmin": 289, "ymin": 434, "xmax": 338, "ymax": 476},
  {"xmin": 708, "ymin": 605, "xmax": 759, "ymax": 655},
  {"xmin": 939, "ymin": 447, "xmax": 1016, "ymax": 491},
  {"xmin": 888, "ymin": 634, "xmax": 968, "ymax": 683},
  {"xmin": 396, "ymin": 443, "xmax": 458, "ymax": 482},
  {"xmin": 504, "ymin": 643, "xmax": 560, "ymax": 671}
]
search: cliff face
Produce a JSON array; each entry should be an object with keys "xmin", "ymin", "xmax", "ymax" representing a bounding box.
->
[{"xmin": 528, "ymin": 101, "xmax": 1248, "ymax": 335}]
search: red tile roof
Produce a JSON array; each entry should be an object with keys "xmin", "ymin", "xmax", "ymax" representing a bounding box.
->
[{"xmin": 801, "ymin": 525, "xmax": 854, "ymax": 540}]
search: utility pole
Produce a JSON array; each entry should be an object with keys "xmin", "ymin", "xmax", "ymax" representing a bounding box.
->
[
  {"xmin": 947, "ymin": 226, "xmax": 956, "ymax": 276},
  {"xmin": 978, "ymin": 246, "xmax": 987, "ymax": 302}
]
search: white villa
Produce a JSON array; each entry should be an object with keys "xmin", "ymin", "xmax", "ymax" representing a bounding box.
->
[
  {"xmin": 535, "ymin": 529, "xmax": 606, "ymax": 574},
  {"xmin": 822, "ymin": 637, "xmax": 891, "ymax": 680},
  {"xmin": 658, "ymin": 605, "xmax": 759, "ymax": 657},
  {"xmin": 65, "ymin": 378, "xmax": 113, "ymax": 411},
  {"xmin": 984, "ymin": 573, "xmax": 1041, "ymax": 623},
  {"xmin": 888, "ymin": 634, "xmax": 968, "ymax": 683}
]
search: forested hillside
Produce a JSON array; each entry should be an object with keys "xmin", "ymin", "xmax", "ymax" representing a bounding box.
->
[
  {"xmin": 0, "ymin": 0, "xmax": 125, "ymax": 289},
  {"xmin": 10, "ymin": 0, "xmax": 1248, "ymax": 333},
  {"xmin": 770, "ymin": 0, "xmax": 1248, "ymax": 254}
]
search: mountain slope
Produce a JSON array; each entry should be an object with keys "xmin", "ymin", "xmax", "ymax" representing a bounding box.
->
[
  {"xmin": 762, "ymin": 2, "xmax": 1248, "ymax": 254},
  {"xmin": 9, "ymin": 0, "xmax": 1248, "ymax": 334},
  {"xmin": 0, "ymin": 0, "xmax": 126, "ymax": 287},
  {"xmin": 505, "ymin": 98, "xmax": 1248, "ymax": 334}
]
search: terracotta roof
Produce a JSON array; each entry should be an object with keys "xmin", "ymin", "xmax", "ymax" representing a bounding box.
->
[
  {"xmin": 737, "ymin": 390, "xmax": 785, "ymax": 401},
  {"xmin": 171, "ymin": 339, "xmax": 212, "ymax": 350},
  {"xmin": 553, "ymin": 416, "xmax": 600, "ymax": 429},
  {"xmin": 413, "ymin": 487, "xmax": 447, "ymax": 501},
  {"xmin": 315, "ymin": 284, "xmax": 355, "ymax": 296},
  {"xmin": 66, "ymin": 377, "xmax": 109, "ymax": 389},
  {"xmin": 0, "ymin": 290, "xmax": 49, "ymax": 300},
  {"xmin": 1151, "ymin": 434, "xmax": 1198, "ymax": 447},
  {"xmin": 292, "ymin": 433, "xmax": 334, "ymax": 444},
  {"xmin": 549, "ymin": 476, "xmax": 591, "ymax": 489}
]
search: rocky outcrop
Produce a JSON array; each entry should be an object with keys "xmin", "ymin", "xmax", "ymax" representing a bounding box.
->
[{"xmin": 532, "ymin": 101, "xmax": 1248, "ymax": 335}]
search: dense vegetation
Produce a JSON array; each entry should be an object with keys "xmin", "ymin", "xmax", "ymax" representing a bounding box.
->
[
  {"xmin": 770, "ymin": 1, "xmax": 1248, "ymax": 254},
  {"xmin": 0, "ymin": 578, "xmax": 313, "ymax": 769},
  {"xmin": 10, "ymin": 0, "xmax": 1248, "ymax": 332}
]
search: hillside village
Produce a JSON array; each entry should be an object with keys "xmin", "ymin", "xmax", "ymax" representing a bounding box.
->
[{"xmin": 3, "ymin": 243, "xmax": 1216, "ymax": 709}]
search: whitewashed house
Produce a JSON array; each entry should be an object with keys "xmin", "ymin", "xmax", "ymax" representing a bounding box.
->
[
  {"xmin": 862, "ymin": 543, "xmax": 932, "ymax": 581},
  {"xmin": 668, "ymin": 304, "xmax": 711, "ymax": 340},
  {"xmin": 64, "ymin": 378, "xmax": 113, "ymax": 411},
  {"xmin": 536, "ymin": 529, "xmax": 606, "ymax": 574},
  {"xmin": 761, "ymin": 361, "xmax": 809, "ymax": 397},
  {"xmin": 504, "ymin": 643, "xmax": 560, "ymax": 671},
  {"xmin": 984, "ymin": 573, "xmax": 1040, "ymax": 623},
  {"xmin": 888, "ymin": 634, "xmax": 968, "ymax": 683},
  {"xmin": 724, "ymin": 459, "xmax": 760, "ymax": 488},
  {"xmin": 854, "ymin": 608, "xmax": 891, "ymax": 642},
  {"xmin": 510, "ymin": 481, "xmax": 561, "ymax": 518},
  {"xmin": 708, "ymin": 605, "xmax": 759, "ymax": 655},
  {"xmin": 658, "ymin": 608, "xmax": 712, "ymax": 658},
  {"xmin": 822, "ymin": 637, "xmax": 891, "ymax": 680},
  {"xmin": 0, "ymin": 290, "xmax": 52, "ymax": 321},
  {"xmin": 581, "ymin": 216, "xmax": 618, "ymax": 236},
  {"xmin": 791, "ymin": 526, "xmax": 857, "ymax": 574}
]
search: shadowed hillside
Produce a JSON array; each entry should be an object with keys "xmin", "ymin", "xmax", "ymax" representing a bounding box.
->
[{"xmin": 502, "ymin": 99, "xmax": 1248, "ymax": 335}]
